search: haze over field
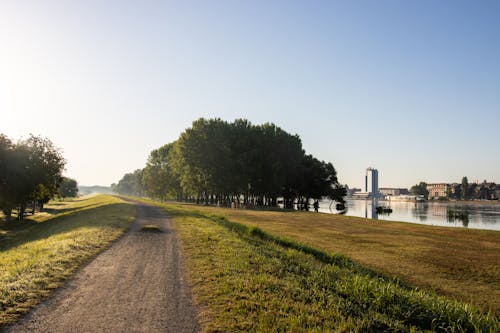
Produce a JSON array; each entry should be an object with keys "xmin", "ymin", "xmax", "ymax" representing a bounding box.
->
[{"xmin": 1, "ymin": 1, "xmax": 499, "ymax": 188}]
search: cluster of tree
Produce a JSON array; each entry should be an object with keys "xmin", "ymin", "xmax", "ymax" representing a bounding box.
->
[
  {"xmin": 59, "ymin": 177, "xmax": 79, "ymax": 198},
  {"xmin": 0, "ymin": 134, "xmax": 70, "ymax": 221},
  {"xmin": 447, "ymin": 177, "xmax": 498, "ymax": 200},
  {"xmin": 410, "ymin": 182, "xmax": 429, "ymax": 199},
  {"xmin": 411, "ymin": 177, "xmax": 498, "ymax": 201},
  {"xmin": 113, "ymin": 118, "xmax": 346, "ymax": 209}
]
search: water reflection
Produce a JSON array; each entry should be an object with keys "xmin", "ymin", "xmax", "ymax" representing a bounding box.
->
[
  {"xmin": 412, "ymin": 203, "xmax": 429, "ymax": 221},
  {"xmin": 447, "ymin": 208, "xmax": 470, "ymax": 227},
  {"xmin": 317, "ymin": 199, "xmax": 500, "ymax": 231}
]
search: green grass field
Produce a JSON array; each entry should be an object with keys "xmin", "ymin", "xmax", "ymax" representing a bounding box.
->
[
  {"xmin": 145, "ymin": 200, "xmax": 498, "ymax": 332},
  {"xmin": 0, "ymin": 195, "xmax": 136, "ymax": 326},
  {"xmin": 160, "ymin": 202, "xmax": 500, "ymax": 314}
]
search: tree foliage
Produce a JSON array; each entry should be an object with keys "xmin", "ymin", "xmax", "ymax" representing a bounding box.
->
[
  {"xmin": 410, "ymin": 181, "xmax": 429, "ymax": 199},
  {"xmin": 0, "ymin": 134, "xmax": 66, "ymax": 220},
  {"xmin": 111, "ymin": 169, "xmax": 144, "ymax": 196},
  {"xmin": 461, "ymin": 176, "xmax": 468, "ymax": 200},
  {"xmin": 114, "ymin": 118, "xmax": 346, "ymax": 209},
  {"xmin": 142, "ymin": 143, "xmax": 181, "ymax": 201},
  {"xmin": 59, "ymin": 177, "xmax": 79, "ymax": 198}
]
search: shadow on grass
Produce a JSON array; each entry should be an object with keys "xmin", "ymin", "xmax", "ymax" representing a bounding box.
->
[
  {"xmin": 1, "ymin": 203, "xmax": 103, "ymax": 227},
  {"xmin": 38, "ymin": 203, "xmax": 102, "ymax": 217},
  {"xmin": 0, "ymin": 203, "xmax": 133, "ymax": 252}
]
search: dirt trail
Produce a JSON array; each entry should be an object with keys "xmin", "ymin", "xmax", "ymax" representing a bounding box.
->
[{"xmin": 5, "ymin": 202, "xmax": 199, "ymax": 333}]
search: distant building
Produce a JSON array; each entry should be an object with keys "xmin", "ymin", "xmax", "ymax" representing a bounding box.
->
[
  {"xmin": 353, "ymin": 168, "xmax": 380, "ymax": 199},
  {"xmin": 427, "ymin": 183, "xmax": 450, "ymax": 199},
  {"xmin": 347, "ymin": 188, "xmax": 361, "ymax": 196},
  {"xmin": 379, "ymin": 188, "xmax": 409, "ymax": 196},
  {"xmin": 365, "ymin": 167, "xmax": 379, "ymax": 197},
  {"xmin": 496, "ymin": 185, "xmax": 500, "ymax": 200}
]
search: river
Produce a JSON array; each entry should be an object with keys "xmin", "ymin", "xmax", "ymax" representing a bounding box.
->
[{"xmin": 316, "ymin": 199, "xmax": 500, "ymax": 231}]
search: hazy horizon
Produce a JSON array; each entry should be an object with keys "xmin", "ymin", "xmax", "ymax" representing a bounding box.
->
[{"xmin": 2, "ymin": 1, "xmax": 499, "ymax": 189}]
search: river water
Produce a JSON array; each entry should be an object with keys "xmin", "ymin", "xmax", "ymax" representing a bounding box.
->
[{"xmin": 316, "ymin": 199, "xmax": 500, "ymax": 231}]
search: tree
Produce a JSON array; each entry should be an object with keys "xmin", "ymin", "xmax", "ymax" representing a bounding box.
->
[
  {"xmin": 289, "ymin": 155, "xmax": 346, "ymax": 210},
  {"xmin": 0, "ymin": 134, "xmax": 65, "ymax": 220},
  {"xmin": 0, "ymin": 135, "xmax": 15, "ymax": 220},
  {"xmin": 118, "ymin": 118, "xmax": 347, "ymax": 209},
  {"xmin": 59, "ymin": 177, "xmax": 79, "ymax": 198},
  {"xmin": 461, "ymin": 177, "xmax": 468, "ymax": 200},
  {"xmin": 142, "ymin": 143, "xmax": 181, "ymax": 201},
  {"xmin": 17, "ymin": 136, "xmax": 65, "ymax": 217},
  {"xmin": 410, "ymin": 182, "xmax": 429, "ymax": 199},
  {"xmin": 113, "ymin": 169, "xmax": 144, "ymax": 196}
]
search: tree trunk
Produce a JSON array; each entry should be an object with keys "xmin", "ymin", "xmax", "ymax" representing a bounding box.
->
[
  {"xmin": 18, "ymin": 203, "xmax": 26, "ymax": 221},
  {"xmin": 3, "ymin": 209, "xmax": 12, "ymax": 222}
]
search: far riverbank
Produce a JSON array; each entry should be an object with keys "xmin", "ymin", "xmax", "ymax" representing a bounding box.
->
[
  {"xmin": 435, "ymin": 199, "xmax": 500, "ymax": 205},
  {"xmin": 319, "ymin": 199, "xmax": 500, "ymax": 231}
]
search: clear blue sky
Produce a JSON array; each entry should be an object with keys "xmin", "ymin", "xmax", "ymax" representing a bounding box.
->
[{"xmin": 1, "ymin": 0, "xmax": 499, "ymax": 188}]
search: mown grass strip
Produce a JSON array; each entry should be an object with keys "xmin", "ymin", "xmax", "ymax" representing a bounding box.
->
[
  {"xmin": 159, "ymin": 203, "xmax": 498, "ymax": 332},
  {"xmin": 207, "ymin": 213, "xmax": 391, "ymax": 282},
  {"xmin": 0, "ymin": 195, "xmax": 136, "ymax": 326}
]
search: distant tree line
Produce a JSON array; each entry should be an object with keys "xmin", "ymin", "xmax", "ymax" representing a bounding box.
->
[
  {"xmin": 449, "ymin": 177, "xmax": 498, "ymax": 200},
  {"xmin": 78, "ymin": 185, "xmax": 113, "ymax": 196},
  {"xmin": 0, "ymin": 134, "xmax": 77, "ymax": 221},
  {"xmin": 410, "ymin": 177, "xmax": 498, "ymax": 201},
  {"xmin": 113, "ymin": 118, "xmax": 346, "ymax": 209}
]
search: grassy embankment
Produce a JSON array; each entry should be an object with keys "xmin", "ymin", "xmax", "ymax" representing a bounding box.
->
[
  {"xmin": 173, "ymin": 203, "xmax": 500, "ymax": 314},
  {"xmin": 0, "ymin": 195, "xmax": 136, "ymax": 326},
  {"xmin": 145, "ymin": 200, "xmax": 498, "ymax": 331}
]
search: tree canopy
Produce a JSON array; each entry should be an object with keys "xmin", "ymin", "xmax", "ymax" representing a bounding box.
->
[
  {"xmin": 114, "ymin": 118, "xmax": 346, "ymax": 209},
  {"xmin": 59, "ymin": 177, "xmax": 79, "ymax": 198},
  {"xmin": 410, "ymin": 182, "xmax": 429, "ymax": 199},
  {"xmin": 111, "ymin": 169, "xmax": 144, "ymax": 197},
  {"xmin": 0, "ymin": 134, "xmax": 66, "ymax": 220},
  {"xmin": 461, "ymin": 176, "xmax": 468, "ymax": 200}
]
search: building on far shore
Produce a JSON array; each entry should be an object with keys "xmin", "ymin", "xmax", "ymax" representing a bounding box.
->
[
  {"xmin": 347, "ymin": 188, "xmax": 361, "ymax": 196},
  {"xmin": 427, "ymin": 183, "xmax": 450, "ymax": 199},
  {"xmin": 379, "ymin": 188, "xmax": 409, "ymax": 196},
  {"xmin": 365, "ymin": 167, "xmax": 379, "ymax": 196},
  {"xmin": 353, "ymin": 167, "xmax": 381, "ymax": 199}
]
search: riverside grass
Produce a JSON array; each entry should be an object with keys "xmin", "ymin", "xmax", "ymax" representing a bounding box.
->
[
  {"xmin": 145, "ymin": 200, "xmax": 498, "ymax": 332},
  {"xmin": 0, "ymin": 195, "xmax": 136, "ymax": 326},
  {"xmin": 156, "ymin": 201, "xmax": 500, "ymax": 315}
]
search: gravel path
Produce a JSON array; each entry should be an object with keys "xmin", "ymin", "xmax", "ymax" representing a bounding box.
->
[{"xmin": 5, "ymin": 202, "xmax": 199, "ymax": 333}]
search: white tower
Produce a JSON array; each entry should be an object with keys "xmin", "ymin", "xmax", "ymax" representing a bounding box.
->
[{"xmin": 365, "ymin": 167, "xmax": 379, "ymax": 198}]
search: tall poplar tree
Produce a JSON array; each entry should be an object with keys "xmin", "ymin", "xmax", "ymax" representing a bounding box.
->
[{"xmin": 461, "ymin": 177, "xmax": 468, "ymax": 200}]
